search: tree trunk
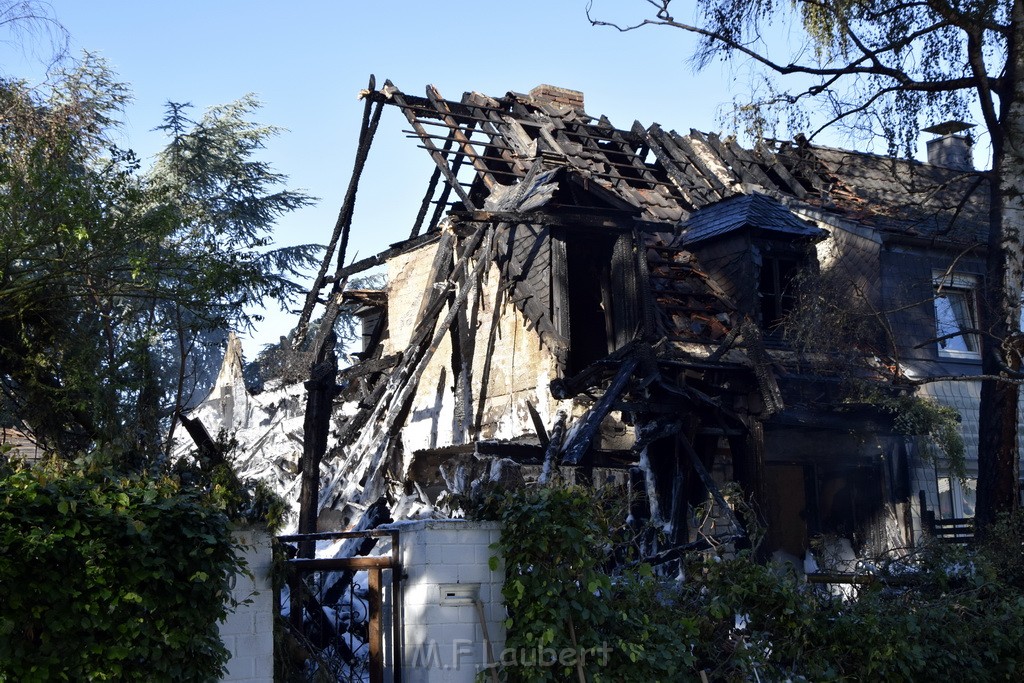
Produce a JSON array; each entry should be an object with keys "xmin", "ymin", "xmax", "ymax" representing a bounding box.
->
[{"xmin": 976, "ymin": 15, "xmax": 1024, "ymax": 528}]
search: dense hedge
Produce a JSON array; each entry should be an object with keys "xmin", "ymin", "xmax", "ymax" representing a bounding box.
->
[
  {"xmin": 0, "ymin": 457, "xmax": 244, "ymax": 682},
  {"xmin": 472, "ymin": 484, "xmax": 1024, "ymax": 682}
]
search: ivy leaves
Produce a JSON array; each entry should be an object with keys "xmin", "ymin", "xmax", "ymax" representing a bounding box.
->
[{"xmin": 0, "ymin": 458, "xmax": 243, "ymax": 681}]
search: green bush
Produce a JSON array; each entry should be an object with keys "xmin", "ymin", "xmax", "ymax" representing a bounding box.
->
[
  {"xmin": 0, "ymin": 456, "xmax": 246, "ymax": 682},
  {"xmin": 474, "ymin": 483, "xmax": 1024, "ymax": 682}
]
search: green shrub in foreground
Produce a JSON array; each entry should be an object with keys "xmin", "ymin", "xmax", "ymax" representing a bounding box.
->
[
  {"xmin": 475, "ymin": 484, "xmax": 1024, "ymax": 682},
  {"xmin": 0, "ymin": 456, "xmax": 244, "ymax": 682}
]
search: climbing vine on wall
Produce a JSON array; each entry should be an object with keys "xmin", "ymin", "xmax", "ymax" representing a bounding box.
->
[{"xmin": 864, "ymin": 390, "xmax": 966, "ymax": 478}]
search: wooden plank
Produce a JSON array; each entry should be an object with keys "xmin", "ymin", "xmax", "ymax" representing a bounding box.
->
[
  {"xmin": 427, "ymin": 84, "xmax": 500, "ymax": 192},
  {"xmin": 389, "ymin": 81, "xmax": 478, "ymax": 209},
  {"xmin": 278, "ymin": 529, "xmax": 398, "ymax": 543},
  {"xmin": 286, "ymin": 556, "xmax": 396, "ymax": 571},
  {"xmin": 368, "ymin": 568, "xmax": 383, "ymax": 683}
]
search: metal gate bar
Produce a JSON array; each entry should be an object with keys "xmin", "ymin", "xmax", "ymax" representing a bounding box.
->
[{"xmin": 277, "ymin": 529, "xmax": 401, "ymax": 683}]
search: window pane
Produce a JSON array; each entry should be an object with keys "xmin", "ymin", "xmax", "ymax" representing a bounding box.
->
[
  {"xmin": 935, "ymin": 289, "xmax": 978, "ymax": 354},
  {"xmin": 961, "ymin": 479, "xmax": 976, "ymax": 518},
  {"xmin": 937, "ymin": 476, "xmax": 954, "ymax": 518}
]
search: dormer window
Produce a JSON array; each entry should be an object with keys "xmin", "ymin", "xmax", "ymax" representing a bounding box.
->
[
  {"xmin": 677, "ymin": 193, "xmax": 827, "ymax": 341},
  {"xmin": 933, "ymin": 272, "xmax": 980, "ymax": 359},
  {"xmin": 759, "ymin": 254, "xmax": 801, "ymax": 332}
]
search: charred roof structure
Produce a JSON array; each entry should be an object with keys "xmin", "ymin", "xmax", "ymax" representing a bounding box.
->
[{"xmin": 262, "ymin": 78, "xmax": 998, "ymax": 567}]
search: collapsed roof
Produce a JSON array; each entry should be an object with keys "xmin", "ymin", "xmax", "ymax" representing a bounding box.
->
[{"xmin": 359, "ymin": 80, "xmax": 987, "ymax": 241}]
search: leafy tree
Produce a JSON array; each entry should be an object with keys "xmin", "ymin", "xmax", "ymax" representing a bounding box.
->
[
  {"xmin": 0, "ymin": 56, "xmax": 318, "ymax": 466},
  {"xmin": 591, "ymin": 0, "xmax": 1024, "ymax": 528},
  {"xmin": 0, "ymin": 0, "xmax": 68, "ymax": 71}
]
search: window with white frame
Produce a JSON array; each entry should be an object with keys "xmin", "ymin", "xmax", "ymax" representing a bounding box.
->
[
  {"xmin": 933, "ymin": 272, "xmax": 980, "ymax": 358},
  {"xmin": 937, "ymin": 474, "xmax": 976, "ymax": 518}
]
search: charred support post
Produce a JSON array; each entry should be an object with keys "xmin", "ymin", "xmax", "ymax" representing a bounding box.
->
[
  {"xmin": 298, "ymin": 331, "xmax": 340, "ymax": 557},
  {"xmin": 678, "ymin": 432, "xmax": 746, "ymax": 540},
  {"xmin": 295, "ymin": 74, "xmax": 383, "ymax": 347}
]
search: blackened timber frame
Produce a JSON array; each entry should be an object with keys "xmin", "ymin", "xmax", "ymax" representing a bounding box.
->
[{"xmin": 550, "ymin": 226, "xmax": 653, "ymax": 374}]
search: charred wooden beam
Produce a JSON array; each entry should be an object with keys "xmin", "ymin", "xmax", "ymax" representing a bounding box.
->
[
  {"xmin": 462, "ymin": 92, "xmax": 534, "ymax": 175},
  {"xmin": 526, "ymin": 401, "xmax": 550, "ymax": 450},
  {"xmin": 538, "ymin": 411, "xmax": 568, "ymax": 485},
  {"xmin": 319, "ymin": 498, "xmax": 392, "ymax": 606},
  {"xmin": 678, "ymin": 432, "xmax": 746, "ymax": 540},
  {"xmin": 634, "ymin": 122, "xmax": 712, "ymax": 209},
  {"xmin": 425, "ymin": 83, "xmax": 501, "ymax": 189},
  {"xmin": 562, "ymin": 356, "xmax": 640, "ymax": 465},
  {"xmin": 411, "ymin": 147, "xmax": 450, "ymax": 238},
  {"xmin": 295, "ymin": 74, "xmax": 383, "ymax": 347},
  {"xmin": 471, "ymin": 246, "xmax": 508, "ymax": 439},
  {"xmin": 337, "ymin": 354, "xmax": 400, "ymax": 384},
  {"xmin": 323, "ymin": 224, "xmax": 495, "ymax": 509},
  {"xmin": 637, "ymin": 534, "xmax": 748, "ymax": 567},
  {"xmin": 753, "ymin": 140, "xmax": 811, "ymax": 197},
  {"xmin": 332, "ymin": 231, "xmax": 440, "ymax": 281},
  {"xmin": 298, "ymin": 331, "xmax": 339, "ymax": 557},
  {"xmin": 177, "ymin": 412, "xmax": 226, "ymax": 471},
  {"xmin": 387, "ymin": 80, "xmax": 478, "ymax": 210}
]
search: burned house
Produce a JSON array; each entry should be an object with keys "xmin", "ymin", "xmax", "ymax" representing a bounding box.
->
[{"xmin": 257, "ymin": 80, "xmax": 1001, "ymax": 564}]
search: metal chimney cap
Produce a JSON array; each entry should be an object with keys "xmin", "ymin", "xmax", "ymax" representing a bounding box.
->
[{"xmin": 922, "ymin": 121, "xmax": 975, "ymax": 137}]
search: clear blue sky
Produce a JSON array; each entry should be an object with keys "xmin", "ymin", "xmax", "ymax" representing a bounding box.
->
[{"xmin": 0, "ymin": 1, "xmax": 871, "ymax": 351}]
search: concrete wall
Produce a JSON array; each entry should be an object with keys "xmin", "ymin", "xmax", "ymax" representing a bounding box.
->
[
  {"xmin": 220, "ymin": 528, "xmax": 274, "ymax": 683},
  {"xmin": 384, "ymin": 519, "xmax": 506, "ymax": 683}
]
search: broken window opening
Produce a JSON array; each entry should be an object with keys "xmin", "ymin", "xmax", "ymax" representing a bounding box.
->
[
  {"xmin": 758, "ymin": 253, "xmax": 800, "ymax": 333},
  {"xmin": 933, "ymin": 272, "xmax": 980, "ymax": 358},
  {"xmin": 553, "ymin": 230, "xmax": 641, "ymax": 375},
  {"xmin": 565, "ymin": 233, "xmax": 616, "ymax": 373}
]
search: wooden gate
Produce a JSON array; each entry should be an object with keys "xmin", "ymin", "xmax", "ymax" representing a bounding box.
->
[{"xmin": 277, "ymin": 530, "xmax": 402, "ymax": 683}]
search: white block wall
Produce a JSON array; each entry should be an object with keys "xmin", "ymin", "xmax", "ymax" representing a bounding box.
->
[
  {"xmin": 384, "ymin": 519, "xmax": 506, "ymax": 683},
  {"xmin": 220, "ymin": 528, "xmax": 274, "ymax": 682}
]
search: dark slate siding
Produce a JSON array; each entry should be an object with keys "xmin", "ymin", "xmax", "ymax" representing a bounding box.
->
[
  {"xmin": 495, "ymin": 222, "xmax": 566, "ymax": 361},
  {"xmin": 880, "ymin": 245, "xmax": 985, "ymax": 361}
]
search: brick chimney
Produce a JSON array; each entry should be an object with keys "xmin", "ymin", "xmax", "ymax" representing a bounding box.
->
[
  {"xmin": 923, "ymin": 121, "xmax": 974, "ymax": 171},
  {"xmin": 529, "ymin": 84, "xmax": 585, "ymax": 112}
]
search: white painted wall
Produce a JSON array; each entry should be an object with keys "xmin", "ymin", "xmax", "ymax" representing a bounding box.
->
[
  {"xmin": 220, "ymin": 528, "xmax": 274, "ymax": 683},
  {"xmin": 384, "ymin": 519, "xmax": 506, "ymax": 683}
]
